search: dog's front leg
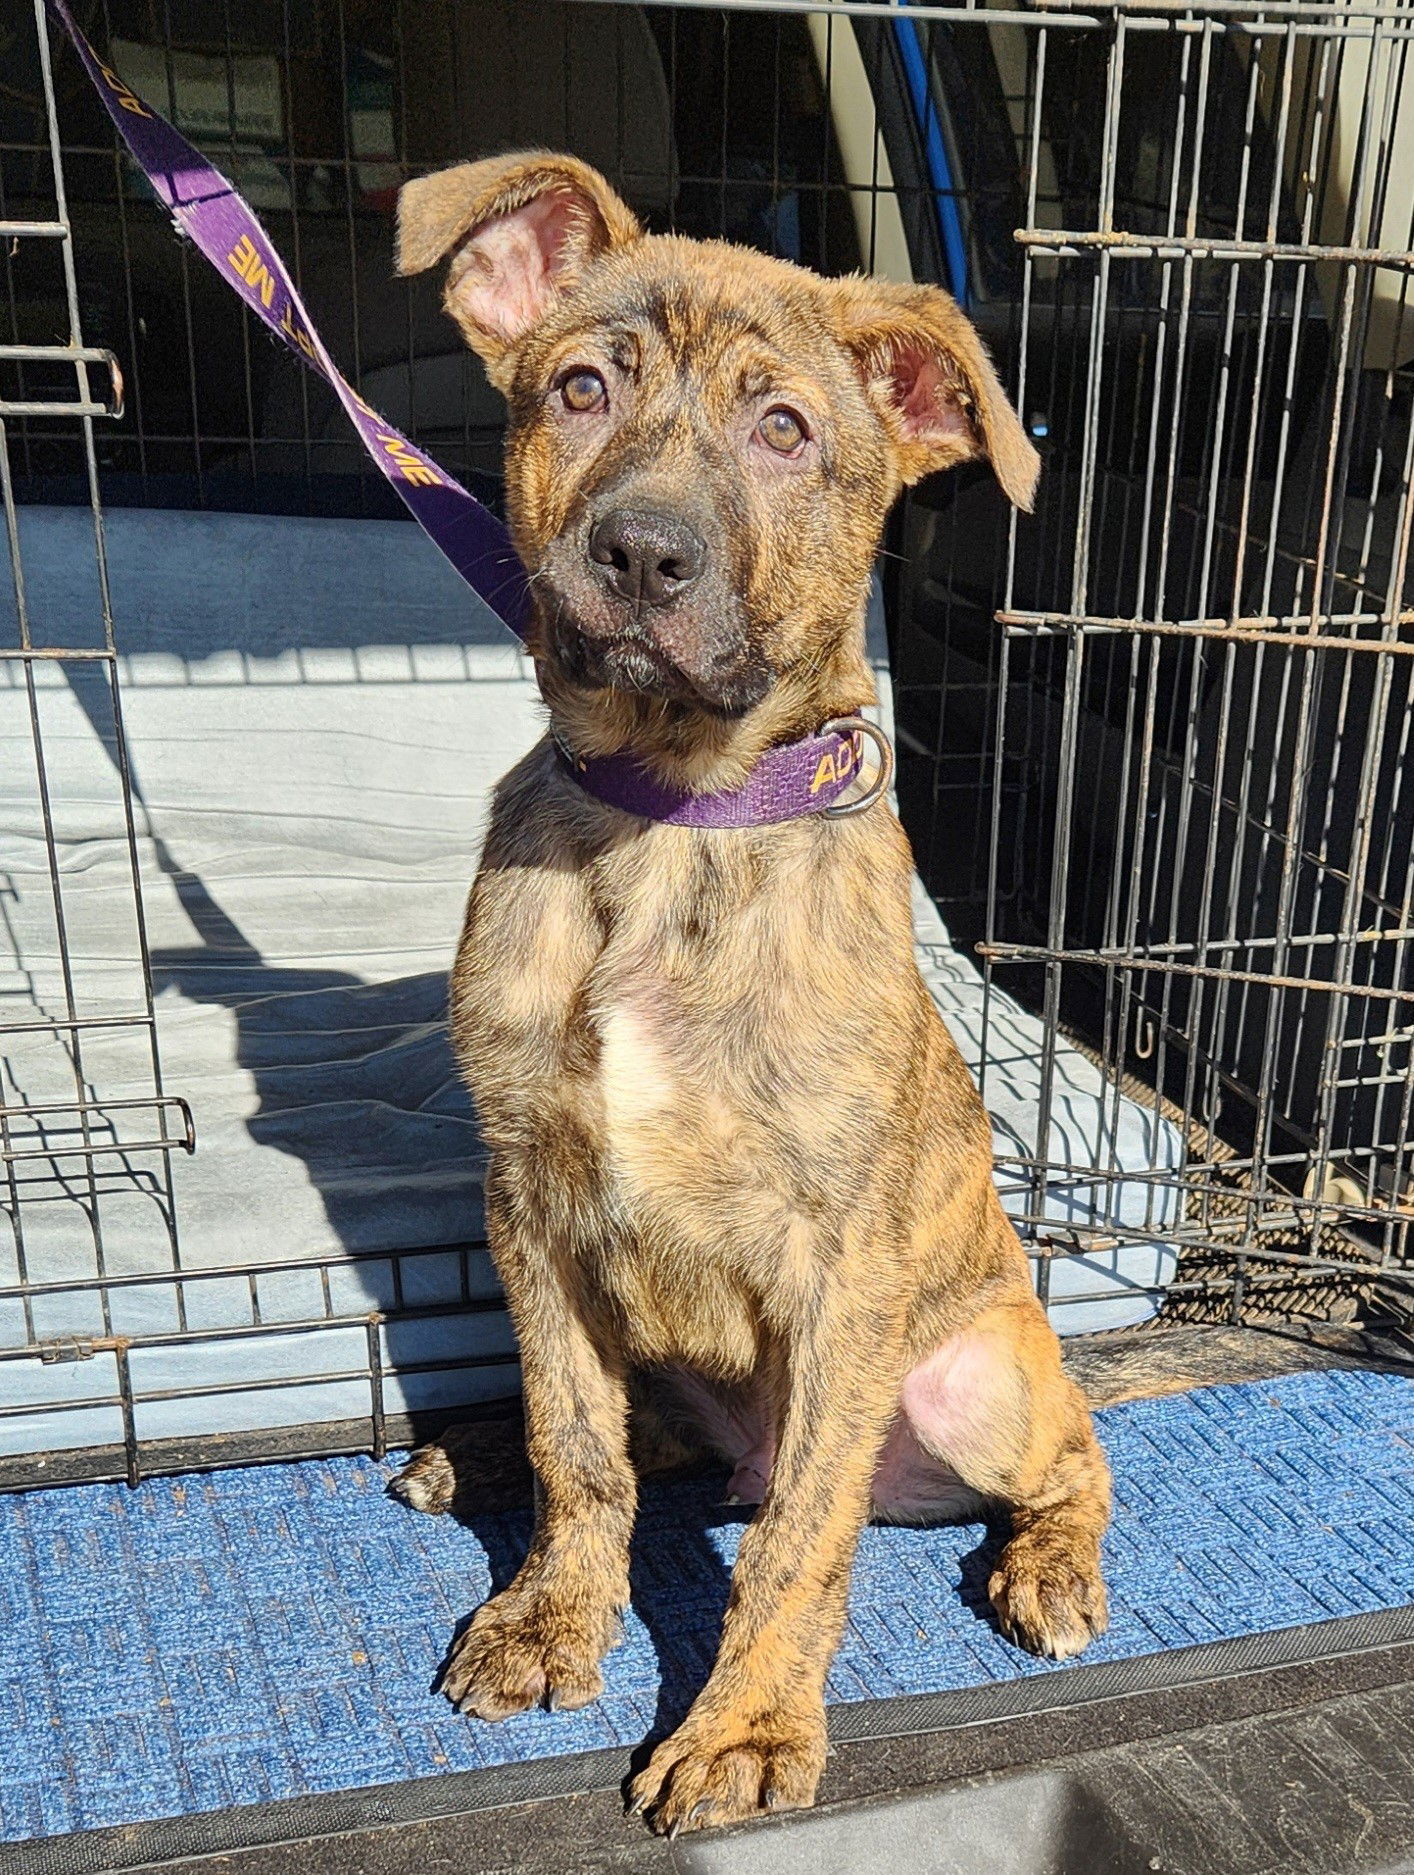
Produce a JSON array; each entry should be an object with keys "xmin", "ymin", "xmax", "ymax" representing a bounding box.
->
[
  {"xmin": 629, "ymin": 1253, "xmax": 904, "ymax": 1834},
  {"xmin": 440, "ymin": 1158, "xmax": 635, "ymax": 1719}
]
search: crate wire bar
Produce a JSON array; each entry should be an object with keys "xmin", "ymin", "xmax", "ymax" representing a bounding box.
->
[
  {"xmin": 981, "ymin": 0, "xmax": 1414, "ymax": 1319},
  {"xmin": 0, "ymin": 0, "xmax": 1411, "ymax": 1489},
  {"xmin": 2, "ymin": 0, "xmax": 190, "ymax": 1479}
]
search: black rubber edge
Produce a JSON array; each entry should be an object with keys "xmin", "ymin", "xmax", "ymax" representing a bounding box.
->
[
  {"xmin": 826, "ymin": 1600, "xmax": 1414, "ymax": 1742},
  {"xmin": 5, "ymin": 1604, "xmax": 1414, "ymax": 1875}
]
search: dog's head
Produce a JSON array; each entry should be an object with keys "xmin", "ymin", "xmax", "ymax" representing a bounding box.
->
[{"xmin": 398, "ymin": 152, "xmax": 1037, "ymax": 745}]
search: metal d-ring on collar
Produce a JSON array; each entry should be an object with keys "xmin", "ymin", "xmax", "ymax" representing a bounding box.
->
[{"xmin": 821, "ymin": 714, "xmax": 895, "ymax": 817}]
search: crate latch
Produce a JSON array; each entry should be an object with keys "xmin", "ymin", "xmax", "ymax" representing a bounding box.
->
[{"xmin": 38, "ymin": 1335, "xmax": 96, "ymax": 1365}]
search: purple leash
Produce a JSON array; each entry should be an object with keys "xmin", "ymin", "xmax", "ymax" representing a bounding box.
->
[
  {"xmin": 44, "ymin": 0, "xmax": 892, "ymax": 827},
  {"xmin": 43, "ymin": 0, "xmax": 529, "ymax": 635}
]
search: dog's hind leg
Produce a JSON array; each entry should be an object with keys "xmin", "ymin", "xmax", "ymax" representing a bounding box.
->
[
  {"xmin": 389, "ymin": 1369, "xmax": 743, "ymax": 1523},
  {"xmin": 901, "ymin": 1271, "xmax": 1111, "ymax": 1661},
  {"xmin": 389, "ymin": 1416, "xmax": 532, "ymax": 1515},
  {"xmin": 634, "ymin": 1366, "xmax": 776, "ymax": 1500}
]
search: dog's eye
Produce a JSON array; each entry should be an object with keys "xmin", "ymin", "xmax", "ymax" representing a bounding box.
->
[
  {"xmin": 560, "ymin": 369, "xmax": 608, "ymax": 413},
  {"xmin": 757, "ymin": 406, "xmax": 807, "ymax": 454}
]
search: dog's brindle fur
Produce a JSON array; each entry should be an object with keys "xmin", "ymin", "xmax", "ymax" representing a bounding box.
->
[{"xmin": 391, "ymin": 152, "xmax": 1111, "ymax": 1835}]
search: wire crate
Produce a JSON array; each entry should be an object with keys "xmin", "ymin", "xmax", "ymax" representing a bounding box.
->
[{"xmin": 1, "ymin": 0, "xmax": 1411, "ymax": 1490}]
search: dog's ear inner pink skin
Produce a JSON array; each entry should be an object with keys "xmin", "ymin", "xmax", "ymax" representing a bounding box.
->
[
  {"xmin": 395, "ymin": 151, "xmax": 641, "ymax": 377},
  {"xmin": 834, "ymin": 276, "xmax": 1040, "ymax": 510}
]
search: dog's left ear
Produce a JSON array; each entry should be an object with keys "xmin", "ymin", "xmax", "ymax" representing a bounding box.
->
[
  {"xmin": 834, "ymin": 278, "xmax": 1039, "ymax": 510},
  {"xmin": 396, "ymin": 151, "xmax": 641, "ymax": 375}
]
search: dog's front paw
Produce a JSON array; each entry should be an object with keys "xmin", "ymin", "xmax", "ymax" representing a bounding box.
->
[
  {"xmin": 989, "ymin": 1523, "xmax": 1108, "ymax": 1661},
  {"xmin": 438, "ymin": 1587, "xmax": 620, "ymax": 1719},
  {"xmin": 628, "ymin": 1702, "xmax": 826, "ymax": 1835}
]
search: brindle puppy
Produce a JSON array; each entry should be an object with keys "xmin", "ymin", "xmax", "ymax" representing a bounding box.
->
[{"xmin": 391, "ymin": 151, "xmax": 1111, "ymax": 1836}]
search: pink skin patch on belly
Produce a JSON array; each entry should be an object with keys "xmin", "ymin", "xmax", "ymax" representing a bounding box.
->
[
  {"xmin": 660, "ymin": 1367, "xmax": 776, "ymax": 1505},
  {"xmin": 662, "ymin": 1329, "xmax": 999, "ymax": 1525},
  {"xmin": 869, "ymin": 1413, "xmax": 983, "ymax": 1526}
]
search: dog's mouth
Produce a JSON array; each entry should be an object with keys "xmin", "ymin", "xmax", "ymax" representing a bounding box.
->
[
  {"xmin": 539, "ymin": 572, "xmax": 773, "ymax": 718},
  {"xmin": 581, "ymin": 630, "xmax": 692, "ymax": 699},
  {"xmin": 605, "ymin": 634, "xmax": 692, "ymax": 685}
]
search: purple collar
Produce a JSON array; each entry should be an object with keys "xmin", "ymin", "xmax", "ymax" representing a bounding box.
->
[{"xmin": 556, "ymin": 715, "xmax": 893, "ymax": 828}]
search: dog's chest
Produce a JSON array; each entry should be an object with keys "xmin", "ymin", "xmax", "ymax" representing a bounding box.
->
[
  {"xmin": 575, "ymin": 877, "xmax": 805, "ymax": 1237},
  {"xmin": 596, "ymin": 994, "xmax": 677, "ymax": 1126},
  {"xmin": 582, "ymin": 976, "xmax": 788, "ymax": 1365},
  {"xmin": 582, "ymin": 857, "xmax": 750, "ymax": 1156},
  {"xmin": 588, "ymin": 972, "xmax": 737, "ymax": 1192},
  {"xmin": 462, "ymin": 805, "xmax": 894, "ymax": 1249}
]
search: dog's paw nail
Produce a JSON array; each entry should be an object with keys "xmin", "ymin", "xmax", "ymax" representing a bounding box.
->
[
  {"xmin": 764, "ymin": 1783, "xmax": 782, "ymax": 1808},
  {"xmin": 690, "ymin": 1798, "xmax": 714, "ymax": 1823}
]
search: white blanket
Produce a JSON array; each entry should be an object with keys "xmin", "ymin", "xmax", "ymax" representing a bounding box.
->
[{"xmin": 0, "ymin": 508, "xmax": 1179, "ymax": 1456}]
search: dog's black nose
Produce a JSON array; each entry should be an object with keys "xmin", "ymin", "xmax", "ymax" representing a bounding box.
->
[{"xmin": 588, "ymin": 508, "xmax": 705, "ymax": 607}]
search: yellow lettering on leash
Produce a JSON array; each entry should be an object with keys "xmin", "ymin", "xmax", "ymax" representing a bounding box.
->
[
  {"xmin": 279, "ymin": 302, "xmax": 316, "ymax": 363},
  {"xmin": 376, "ymin": 433, "xmax": 443, "ymax": 488},
  {"xmin": 226, "ymin": 233, "xmax": 275, "ymax": 309},
  {"xmin": 98, "ymin": 62, "xmax": 151, "ymax": 117}
]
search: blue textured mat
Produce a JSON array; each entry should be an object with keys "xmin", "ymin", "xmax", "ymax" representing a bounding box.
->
[{"xmin": 2, "ymin": 1368, "xmax": 1411, "ymax": 1844}]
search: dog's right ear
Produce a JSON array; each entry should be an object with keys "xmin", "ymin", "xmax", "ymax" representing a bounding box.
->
[
  {"xmin": 833, "ymin": 276, "xmax": 1040, "ymax": 510},
  {"xmin": 397, "ymin": 152, "xmax": 641, "ymax": 373}
]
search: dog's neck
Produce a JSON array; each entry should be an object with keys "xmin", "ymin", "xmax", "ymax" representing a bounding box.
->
[{"xmin": 535, "ymin": 614, "xmax": 876, "ymax": 796}]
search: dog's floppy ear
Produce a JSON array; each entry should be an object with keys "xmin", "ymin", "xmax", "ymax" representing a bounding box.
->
[
  {"xmin": 834, "ymin": 277, "xmax": 1039, "ymax": 510},
  {"xmin": 396, "ymin": 151, "xmax": 641, "ymax": 370}
]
